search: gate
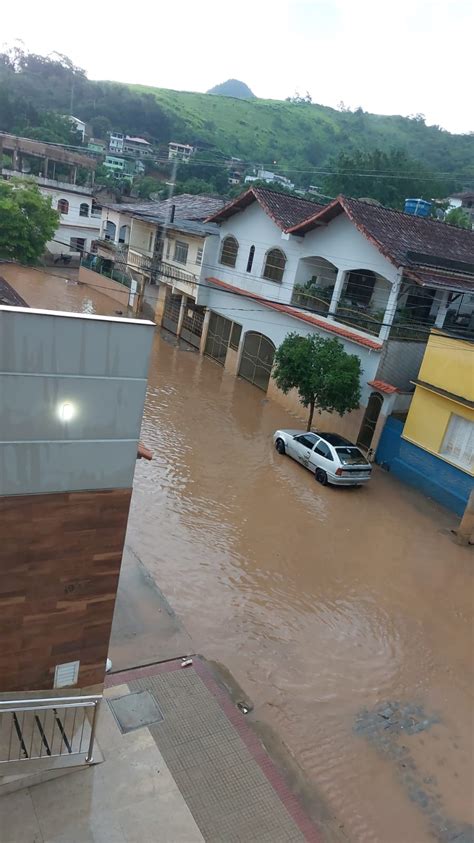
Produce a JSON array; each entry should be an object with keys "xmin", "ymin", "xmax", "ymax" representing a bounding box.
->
[
  {"xmin": 357, "ymin": 391, "xmax": 384, "ymax": 450},
  {"xmin": 181, "ymin": 301, "xmax": 205, "ymax": 348},
  {"xmin": 162, "ymin": 291, "xmax": 182, "ymax": 335},
  {"xmin": 204, "ymin": 312, "xmax": 232, "ymax": 365},
  {"xmin": 238, "ymin": 332, "xmax": 275, "ymax": 391}
]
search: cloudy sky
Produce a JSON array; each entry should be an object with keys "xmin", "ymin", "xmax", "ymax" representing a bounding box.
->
[{"xmin": 2, "ymin": 0, "xmax": 472, "ymax": 134}]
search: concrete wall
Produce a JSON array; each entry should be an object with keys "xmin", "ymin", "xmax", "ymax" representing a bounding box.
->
[
  {"xmin": 79, "ymin": 265, "xmax": 130, "ymax": 309},
  {"xmin": 403, "ymin": 387, "xmax": 474, "ymax": 471},
  {"xmin": 376, "ymin": 416, "xmax": 473, "ymax": 515},
  {"xmin": 376, "ymin": 339, "xmax": 427, "ymax": 390},
  {"xmin": 418, "ymin": 333, "xmax": 474, "ymax": 401},
  {"xmin": 0, "ymin": 306, "xmax": 154, "ymax": 496}
]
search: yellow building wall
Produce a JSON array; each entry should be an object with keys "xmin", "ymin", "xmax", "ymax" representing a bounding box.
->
[
  {"xmin": 403, "ymin": 386, "xmax": 474, "ymax": 468},
  {"xmin": 418, "ymin": 332, "xmax": 474, "ymax": 402}
]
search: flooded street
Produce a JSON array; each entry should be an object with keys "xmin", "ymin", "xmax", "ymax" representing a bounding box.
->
[{"xmin": 5, "ymin": 265, "xmax": 473, "ymax": 842}]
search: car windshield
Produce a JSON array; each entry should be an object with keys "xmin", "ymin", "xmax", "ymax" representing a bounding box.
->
[{"xmin": 336, "ymin": 447, "xmax": 369, "ymax": 466}]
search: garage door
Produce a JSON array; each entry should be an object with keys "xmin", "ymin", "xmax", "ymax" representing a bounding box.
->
[
  {"xmin": 204, "ymin": 312, "xmax": 232, "ymax": 365},
  {"xmin": 162, "ymin": 291, "xmax": 182, "ymax": 335},
  {"xmin": 238, "ymin": 332, "xmax": 275, "ymax": 391},
  {"xmin": 181, "ymin": 301, "xmax": 205, "ymax": 349}
]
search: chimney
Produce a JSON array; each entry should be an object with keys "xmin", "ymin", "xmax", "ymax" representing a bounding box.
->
[{"xmin": 169, "ymin": 204, "xmax": 176, "ymax": 223}]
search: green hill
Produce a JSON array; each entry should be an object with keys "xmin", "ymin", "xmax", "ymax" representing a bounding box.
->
[
  {"xmin": 207, "ymin": 79, "xmax": 255, "ymax": 99},
  {"xmin": 131, "ymin": 84, "xmax": 473, "ymax": 188}
]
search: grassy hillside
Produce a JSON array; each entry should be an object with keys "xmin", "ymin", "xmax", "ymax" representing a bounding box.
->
[{"xmin": 131, "ymin": 85, "xmax": 473, "ymax": 187}]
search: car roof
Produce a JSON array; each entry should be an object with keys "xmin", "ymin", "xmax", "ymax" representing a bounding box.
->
[{"xmin": 317, "ymin": 432, "xmax": 354, "ymax": 446}]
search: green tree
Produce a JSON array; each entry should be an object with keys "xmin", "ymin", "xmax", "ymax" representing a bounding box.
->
[
  {"xmin": 273, "ymin": 333, "xmax": 362, "ymax": 431},
  {"xmin": 444, "ymin": 207, "xmax": 471, "ymax": 229},
  {"xmin": 0, "ymin": 179, "xmax": 59, "ymax": 263},
  {"xmin": 322, "ymin": 148, "xmax": 448, "ymax": 209}
]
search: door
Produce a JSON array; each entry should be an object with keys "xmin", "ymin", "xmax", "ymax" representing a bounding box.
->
[
  {"xmin": 181, "ymin": 300, "xmax": 205, "ymax": 348},
  {"xmin": 357, "ymin": 392, "xmax": 384, "ymax": 450},
  {"xmin": 238, "ymin": 332, "xmax": 275, "ymax": 392},
  {"xmin": 162, "ymin": 291, "xmax": 182, "ymax": 335},
  {"xmin": 289, "ymin": 433, "xmax": 319, "ymax": 468},
  {"xmin": 204, "ymin": 312, "xmax": 232, "ymax": 365}
]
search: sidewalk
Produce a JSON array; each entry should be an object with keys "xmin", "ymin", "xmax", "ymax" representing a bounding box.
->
[{"xmin": 0, "ymin": 658, "xmax": 321, "ymax": 842}]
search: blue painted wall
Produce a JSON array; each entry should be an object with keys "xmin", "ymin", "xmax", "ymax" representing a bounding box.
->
[{"xmin": 376, "ymin": 417, "xmax": 473, "ymax": 516}]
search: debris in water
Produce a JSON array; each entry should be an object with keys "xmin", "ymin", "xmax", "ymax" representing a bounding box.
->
[
  {"xmin": 181, "ymin": 658, "xmax": 193, "ymax": 668},
  {"xmin": 237, "ymin": 701, "xmax": 253, "ymax": 715}
]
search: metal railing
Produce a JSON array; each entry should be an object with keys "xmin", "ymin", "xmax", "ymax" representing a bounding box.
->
[{"xmin": 0, "ymin": 695, "xmax": 101, "ymax": 769}]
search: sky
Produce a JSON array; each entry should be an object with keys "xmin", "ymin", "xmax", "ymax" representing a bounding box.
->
[{"xmin": 2, "ymin": 0, "xmax": 472, "ymax": 134}]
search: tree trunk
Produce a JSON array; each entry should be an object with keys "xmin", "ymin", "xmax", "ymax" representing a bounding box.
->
[{"xmin": 307, "ymin": 399, "xmax": 316, "ymax": 431}]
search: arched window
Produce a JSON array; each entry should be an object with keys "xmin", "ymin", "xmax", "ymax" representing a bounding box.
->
[
  {"xmin": 119, "ymin": 225, "xmax": 130, "ymax": 244},
  {"xmin": 57, "ymin": 198, "xmax": 69, "ymax": 215},
  {"xmin": 219, "ymin": 236, "xmax": 239, "ymax": 268},
  {"xmin": 246, "ymin": 245, "xmax": 255, "ymax": 273},
  {"xmin": 104, "ymin": 220, "xmax": 116, "ymax": 241},
  {"xmin": 79, "ymin": 203, "xmax": 89, "ymax": 217},
  {"xmin": 262, "ymin": 248, "xmax": 286, "ymax": 283}
]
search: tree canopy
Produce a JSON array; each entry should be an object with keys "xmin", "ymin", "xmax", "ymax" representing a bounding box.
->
[
  {"xmin": 0, "ymin": 179, "xmax": 59, "ymax": 263},
  {"xmin": 322, "ymin": 148, "xmax": 451, "ymax": 209},
  {"xmin": 444, "ymin": 206, "xmax": 472, "ymax": 229},
  {"xmin": 273, "ymin": 333, "xmax": 362, "ymax": 431}
]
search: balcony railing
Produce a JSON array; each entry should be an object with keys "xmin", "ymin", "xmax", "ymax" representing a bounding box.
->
[{"xmin": 0, "ymin": 695, "xmax": 101, "ymax": 774}]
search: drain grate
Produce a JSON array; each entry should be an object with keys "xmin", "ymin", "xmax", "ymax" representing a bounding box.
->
[{"xmin": 108, "ymin": 690, "xmax": 164, "ymax": 734}]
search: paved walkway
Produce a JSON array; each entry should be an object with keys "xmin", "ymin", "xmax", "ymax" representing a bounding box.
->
[{"xmin": 0, "ymin": 658, "xmax": 321, "ymax": 842}]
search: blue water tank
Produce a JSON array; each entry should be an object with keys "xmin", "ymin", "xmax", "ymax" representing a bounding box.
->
[{"xmin": 404, "ymin": 198, "xmax": 432, "ymax": 217}]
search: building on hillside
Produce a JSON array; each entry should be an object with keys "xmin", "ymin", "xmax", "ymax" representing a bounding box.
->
[
  {"xmin": 190, "ymin": 187, "xmax": 474, "ymax": 451},
  {"xmin": 109, "ymin": 132, "xmax": 124, "ymax": 153},
  {"xmin": 124, "ymin": 136, "xmax": 152, "ymax": 157},
  {"xmin": 87, "ymin": 138, "xmax": 107, "ymax": 153},
  {"xmin": 168, "ymin": 142, "xmax": 195, "ymax": 163},
  {"xmin": 0, "ymin": 304, "xmax": 153, "ymax": 778},
  {"xmin": 245, "ymin": 169, "xmax": 295, "ymax": 191},
  {"xmin": 375, "ymin": 330, "xmax": 474, "ymax": 514},
  {"xmin": 0, "ymin": 132, "xmax": 101, "ymax": 256},
  {"xmin": 68, "ymin": 116, "xmax": 86, "ymax": 142}
]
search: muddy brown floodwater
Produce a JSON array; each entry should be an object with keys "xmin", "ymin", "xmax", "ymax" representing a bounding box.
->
[{"xmin": 5, "ymin": 265, "xmax": 473, "ymax": 843}]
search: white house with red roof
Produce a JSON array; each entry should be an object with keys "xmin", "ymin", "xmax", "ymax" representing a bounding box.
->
[{"xmin": 195, "ymin": 187, "xmax": 474, "ymax": 450}]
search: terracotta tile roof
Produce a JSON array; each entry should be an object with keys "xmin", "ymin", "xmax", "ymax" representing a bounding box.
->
[
  {"xmin": 0, "ymin": 276, "xmax": 28, "ymax": 307},
  {"xmin": 205, "ymin": 187, "xmax": 324, "ymax": 232},
  {"xmin": 367, "ymin": 379, "xmax": 399, "ymax": 394},
  {"xmin": 289, "ymin": 195, "xmax": 474, "ymax": 292},
  {"xmin": 207, "ymin": 276, "xmax": 383, "ymax": 350}
]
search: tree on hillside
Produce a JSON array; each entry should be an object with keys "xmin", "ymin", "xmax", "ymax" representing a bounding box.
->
[
  {"xmin": 273, "ymin": 333, "xmax": 362, "ymax": 431},
  {"xmin": 322, "ymin": 148, "xmax": 449, "ymax": 209},
  {"xmin": 0, "ymin": 179, "xmax": 59, "ymax": 263},
  {"xmin": 444, "ymin": 207, "xmax": 472, "ymax": 229}
]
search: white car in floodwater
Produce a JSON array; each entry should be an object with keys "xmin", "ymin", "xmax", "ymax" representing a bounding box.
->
[{"xmin": 273, "ymin": 429, "xmax": 372, "ymax": 486}]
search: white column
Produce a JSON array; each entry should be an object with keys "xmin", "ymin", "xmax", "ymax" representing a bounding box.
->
[
  {"xmin": 328, "ymin": 269, "xmax": 347, "ymax": 316},
  {"xmin": 378, "ymin": 272, "xmax": 402, "ymax": 342},
  {"xmin": 176, "ymin": 295, "xmax": 187, "ymax": 337},
  {"xmin": 434, "ymin": 290, "xmax": 450, "ymax": 328}
]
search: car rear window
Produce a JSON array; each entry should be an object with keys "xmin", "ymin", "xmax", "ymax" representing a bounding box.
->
[{"xmin": 336, "ymin": 447, "xmax": 369, "ymax": 466}]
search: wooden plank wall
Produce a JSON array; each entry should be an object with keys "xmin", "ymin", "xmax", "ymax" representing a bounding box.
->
[{"xmin": 0, "ymin": 488, "xmax": 132, "ymax": 692}]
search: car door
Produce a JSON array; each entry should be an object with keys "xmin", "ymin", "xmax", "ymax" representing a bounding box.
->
[
  {"xmin": 291, "ymin": 433, "xmax": 319, "ymax": 470},
  {"xmin": 310, "ymin": 438, "xmax": 335, "ymax": 477}
]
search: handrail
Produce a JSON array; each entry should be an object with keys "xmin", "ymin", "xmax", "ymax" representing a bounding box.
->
[{"xmin": 0, "ymin": 694, "xmax": 102, "ymax": 766}]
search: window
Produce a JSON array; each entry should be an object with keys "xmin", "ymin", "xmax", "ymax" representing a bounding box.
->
[
  {"xmin": 336, "ymin": 447, "xmax": 368, "ymax": 466},
  {"xmin": 219, "ymin": 236, "xmax": 238, "ymax": 267},
  {"xmin": 166, "ymin": 238, "xmax": 172, "ymax": 259},
  {"xmin": 148, "ymin": 232, "xmax": 154, "ymax": 252},
  {"xmin": 174, "ymin": 240, "xmax": 188, "ymax": 264},
  {"xmin": 246, "ymin": 245, "xmax": 255, "ymax": 273},
  {"xmin": 344, "ymin": 270, "xmax": 375, "ymax": 305},
  {"xmin": 70, "ymin": 237, "xmax": 86, "ymax": 253},
  {"xmin": 441, "ymin": 414, "xmax": 473, "ymax": 471},
  {"xmin": 57, "ymin": 198, "xmax": 69, "ymax": 215},
  {"xmin": 79, "ymin": 203, "xmax": 89, "ymax": 217},
  {"xmin": 119, "ymin": 225, "xmax": 130, "ymax": 244},
  {"xmin": 314, "ymin": 441, "xmax": 333, "ymax": 460},
  {"xmin": 295, "ymin": 434, "xmax": 318, "ymax": 449},
  {"xmin": 196, "ymin": 247, "xmax": 203, "ymax": 266},
  {"xmin": 229, "ymin": 322, "xmax": 242, "ymax": 351},
  {"xmin": 262, "ymin": 248, "xmax": 286, "ymax": 283}
]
